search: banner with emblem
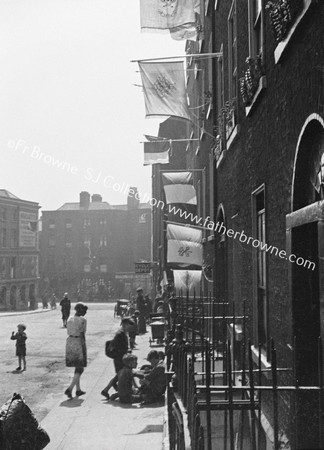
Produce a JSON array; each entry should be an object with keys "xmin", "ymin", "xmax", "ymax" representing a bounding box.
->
[
  {"xmin": 138, "ymin": 61, "xmax": 191, "ymax": 121},
  {"xmin": 173, "ymin": 269, "xmax": 201, "ymax": 294},
  {"xmin": 140, "ymin": 0, "xmax": 201, "ymax": 41},
  {"xmin": 167, "ymin": 223, "xmax": 202, "ymax": 267}
]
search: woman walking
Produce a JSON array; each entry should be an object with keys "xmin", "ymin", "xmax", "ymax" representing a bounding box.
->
[{"xmin": 64, "ymin": 302, "xmax": 88, "ymax": 398}]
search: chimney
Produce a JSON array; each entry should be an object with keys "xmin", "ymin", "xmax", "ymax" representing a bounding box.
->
[
  {"xmin": 91, "ymin": 194, "xmax": 102, "ymax": 202},
  {"xmin": 79, "ymin": 191, "xmax": 90, "ymax": 209},
  {"xmin": 127, "ymin": 187, "xmax": 140, "ymax": 210}
]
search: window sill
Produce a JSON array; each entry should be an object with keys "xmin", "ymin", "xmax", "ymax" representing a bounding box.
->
[
  {"xmin": 245, "ymin": 76, "xmax": 267, "ymax": 116},
  {"xmin": 251, "ymin": 345, "xmax": 272, "ymax": 380},
  {"xmin": 226, "ymin": 124, "xmax": 240, "ymax": 150},
  {"xmin": 274, "ymin": 0, "xmax": 315, "ymax": 64}
]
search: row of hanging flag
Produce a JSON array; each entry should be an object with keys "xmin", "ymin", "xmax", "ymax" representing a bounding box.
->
[
  {"xmin": 138, "ymin": 0, "xmax": 204, "ymax": 293},
  {"xmin": 140, "ymin": 0, "xmax": 201, "ymax": 41},
  {"xmin": 162, "ymin": 171, "xmax": 202, "ymax": 293}
]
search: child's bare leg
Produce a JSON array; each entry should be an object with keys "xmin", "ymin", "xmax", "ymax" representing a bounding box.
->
[
  {"xmin": 22, "ymin": 357, "xmax": 26, "ymax": 370},
  {"xmin": 102, "ymin": 376, "xmax": 117, "ymax": 394}
]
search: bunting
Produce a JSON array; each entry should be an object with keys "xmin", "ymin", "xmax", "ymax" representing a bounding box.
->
[
  {"xmin": 167, "ymin": 223, "xmax": 202, "ymax": 267},
  {"xmin": 144, "ymin": 135, "xmax": 170, "ymax": 165},
  {"xmin": 140, "ymin": 0, "xmax": 201, "ymax": 41},
  {"xmin": 162, "ymin": 171, "xmax": 197, "ymax": 205},
  {"xmin": 138, "ymin": 61, "xmax": 191, "ymax": 121}
]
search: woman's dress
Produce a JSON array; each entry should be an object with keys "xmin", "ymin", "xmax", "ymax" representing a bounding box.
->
[{"xmin": 65, "ymin": 315, "xmax": 87, "ymax": 367}]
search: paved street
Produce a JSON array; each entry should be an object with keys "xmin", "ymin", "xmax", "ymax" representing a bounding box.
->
[{"xmin": 0, "ymin": 303, "xmax": 119, "ymax": 421}]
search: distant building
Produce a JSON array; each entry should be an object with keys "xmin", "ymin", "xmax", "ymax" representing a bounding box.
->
[
  {"xmin": 0, "ymin": 189, "xmax": 40, "ymax": 311},
  {"xmin": 39, "ymin": 190, "xmax": 151, "ymax": 300}
]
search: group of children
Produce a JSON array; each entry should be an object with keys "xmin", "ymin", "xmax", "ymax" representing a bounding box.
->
[
  {"xmin": 9, "ymin": 319, "xmax": 167, "ymax": 407},
  {"xmin": 101, "ymin": 349, "xmax": 166, "ymax": 405}
]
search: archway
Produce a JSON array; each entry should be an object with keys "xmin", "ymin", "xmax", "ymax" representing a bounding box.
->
[
  {"xmin": 0, "ymin": 287, "xmax": 7, "ymax": 308},
  {"xmin": 29, "ymin": 284, "xmax": 36, "ymax": 310},
  {"xmin": 286, "ymin": 115, "xmax": 324, "ymax": 448},
  {"xmin": 10, "ymin": 285, "xmax": 17, "ymax": 310}
]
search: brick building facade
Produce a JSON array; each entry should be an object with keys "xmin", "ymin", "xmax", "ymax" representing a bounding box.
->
[
  {"xmin": 152, "ymin": 0, "xmax": 324, "ymax": 447},
  {"xmin": 0, "ymin": 190, "xmax": 40, "ymax": 311},
  {"xmin": 39, "ymin": 190, "xmax": 151, "ymax": 300}
]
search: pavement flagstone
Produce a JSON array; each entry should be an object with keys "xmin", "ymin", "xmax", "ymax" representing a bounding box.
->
[{"xmin": 41, "ymin": 333, "xmax": 165, "ymax": 450}]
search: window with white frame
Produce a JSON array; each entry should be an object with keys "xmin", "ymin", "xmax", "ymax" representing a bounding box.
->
[
  {"xmin": 249, "ymin": 0, "xmax": 264, "ymax": 59},
  {"xmin": 99, "ymin": 234, "xmax": 107, "ymax": 247},
  {"xmin": 206, "ymin": 35, "xmax": 213, "ymax": 118},
  {"xmin": 228, "ymin": 1, "xmax": 237, "ymax": 101},
  {"xmin": 252, "ymin": 186, "xmax": 268, "ymax": 349},
  {"xmin": 208, "ymin": 152, "xmax": 214, "ymax": 235},
  {"xmin": 215, "ymin": 47, "xmax": 225, "ymax": 155},
  {"xmin": 65, "ymin": 218, "xmax": 72, "ymax": 229},
  {"xmin": 216, "ymin": 47, "xmax": 224, "ymax": 113}
]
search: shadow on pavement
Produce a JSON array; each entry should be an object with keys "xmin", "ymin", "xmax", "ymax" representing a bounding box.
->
[
  {"xmin": 104, "ymin": 400, "xmax": 164, "ymax": 409},
  {"xmin": 124, "ymin": 424, "xmax": 164, "ymax": 435},
  {"xmin": 59, "ymin": 398, "xmax": 84, "ymax": 408}
]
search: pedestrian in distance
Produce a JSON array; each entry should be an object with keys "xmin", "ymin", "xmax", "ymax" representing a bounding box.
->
[
  {"xmin": 101, "ymin": 353, "xmax": 141, "ymax": 403},
  {"xmin": 11, "ymin": 323, "xmax": 27, "ymax": 371},
  {"xmin": 110, "ymin": 317, "xmax": 134, "ymax": 374},
  {"xmin": 64, "ymin": 302, "xmax": 88, "ymax": 399},
  {"xmin": 135, "ymin": 287, "xmax": 147, "ymax": 334},
  {"xmin": 60, "ymin": 292, "xmax": 71, "ymax": 328},
  {"xmin": 42, "ymin": 295, "xmax": 48, "ymax": 309},
  {"xmin": 50, "ymin": 293, "xmax": 57, "ymax": 309},
  {"xmin": 144, "ymin": 294, "xmax": 153, "ymax": 322},
  {"xmin": 153, "ymin": 291, "xmax": 162, "ymax": 313}
]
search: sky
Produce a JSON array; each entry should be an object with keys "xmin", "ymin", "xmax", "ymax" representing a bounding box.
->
[{"xmin": 0, "ymin": 0, "xmax": 184, "ymax": 212}]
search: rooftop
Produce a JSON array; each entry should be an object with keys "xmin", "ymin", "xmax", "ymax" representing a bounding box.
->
[
  {"xmin": 57, "ymin": 202, "xmax": 113, "ymax": 211},
  {"xmin": 0, "ymin": 189, "xmax": 20, "ymax": 199}
]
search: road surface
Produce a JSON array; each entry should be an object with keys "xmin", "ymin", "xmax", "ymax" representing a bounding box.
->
[{"xmin": 0, "ymin": 303, "xmax": 119, "ymax": 422}]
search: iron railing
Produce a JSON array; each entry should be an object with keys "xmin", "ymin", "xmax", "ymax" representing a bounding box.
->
[{"xmin": 165, "ymin": 292, "xmax": 324, "ymax": 450}]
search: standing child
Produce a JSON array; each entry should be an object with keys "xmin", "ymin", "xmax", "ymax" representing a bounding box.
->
[{"xmin": 11, "ymin": 323, "xmax": 27, "ymax": 371}]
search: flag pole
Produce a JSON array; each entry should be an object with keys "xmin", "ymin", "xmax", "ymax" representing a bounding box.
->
[
  {"xmin": 141, "ymin": 138, "xmax": 200, "ymax": 144},
  {"xmin": 164, "ymin": 219, "xmax": 210, "ymax": 231},
  {"xmin": 160, "ymin": 169, "xmax": 205, "ymax": 173},
  {"xmin": 131, "ymin": 52, "xmax": 222, "ymax": 63}
]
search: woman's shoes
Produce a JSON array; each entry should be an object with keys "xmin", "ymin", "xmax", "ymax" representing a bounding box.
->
[
  {"xmin": 101, "ymin": 390, "xmax": 110, "ymax": 399},
  {"xmin": 76, "ymin": 390, "xmax": 86, "ymax": 396},
  {"xmin": 64, "ymin": 389, "xmax": 72, "ymax": 399},
  {"xmin": 16, "ymin": 366, "xmax": 22, "ymax": 371}
]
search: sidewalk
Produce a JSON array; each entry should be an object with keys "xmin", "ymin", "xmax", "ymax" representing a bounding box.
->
[
  {"xmin": 0, "ymin": 303, "xmax": 52, "ymax": 317},
  {"xmin": 41, "ymin": 333, "xmax": 166, "ymax": 450}
]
